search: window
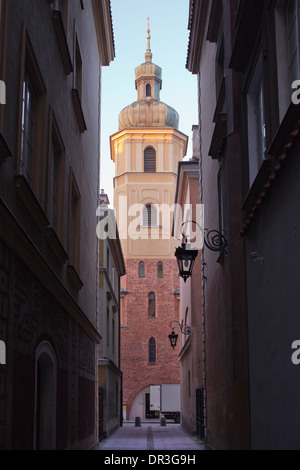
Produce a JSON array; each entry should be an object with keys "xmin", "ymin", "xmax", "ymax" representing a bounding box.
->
[
  {"xmin": 246, "ymin": 49, "xmax": 266, "ymax": 186},
  {"xmin": 107, "ymin": 247, "xmax": 110, "ymax": 277},
  {"xmin": 69, "ymin": 171, "xmax": 81, "ymax": 271},
  {"xmin": 149, "ymin": 338, "xmax": 156, "ymax": 364},
  {"xmin": 74, "ymin": 34, "xmax": 82, "ymax": 101},
  {"xmin": 144, "ymin": 147, "xmax": 156, "ymax": 172},
  {"xmin": 107, "ymin": 307, "xmax": 109, "ymax": 346},
  {"xmin": 112, "ymin": 319, "xmax": 115, "ymax": 353},
  {"xmin": 157, "ymin": 262, "xmax": 163, "ymax": 278},
  {"xmin": 139, "ymin": 261, "xmax": 145, "ymax": 278},
  {"xmin": 21, "ymin": 71, "xmax": 35, "ymax": 186},
  {"xmin": 218, "ymin": 167, "xmax": 224, "ymax": 234},
  {"xmin": 48, "ymin": 111, "xmax": 65, "ymax": 237},
  {"xmin": 275, "ymin": 0, "xmax": 300, "ymax": 120},
  {"xmin": 148, "ymin": 293, "xmax": 155, "ymax": 317},
  {"xmin": 51, "ymin": 0, "xmax": 69, "ymax": 31},
  {"xmin": 143, "ymin": 204, "xmax": 157, "ymax": 227},
  {"xmin": 287, "ymin": 0, "xmax": 300, "ymax": 83},
  {"xmin": 216, "ymin": 36, "xmax": 224, "ymax": 98},
  {"xmin": 19, "ymin": 31, "xmax": 47, "ymax": 193},
  {"xmin": 71, "ymin": 31, "xmax": 86, "ymax": 132},
  {"xmin": 146, "ymin": 84, "xmax": 151, "ymax": 98}
]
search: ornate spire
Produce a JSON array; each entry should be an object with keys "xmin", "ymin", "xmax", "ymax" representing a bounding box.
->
[{"xmin": 145, "ymin": 17, "xmax": 152, "ymax": 63}]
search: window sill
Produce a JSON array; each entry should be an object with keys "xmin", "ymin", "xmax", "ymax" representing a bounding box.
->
[
  {"xmin": 72, "ymin": 89, "xmax": 87, "ymax": 133},
  {"xmin": 67, "ymin": 264, "xmax": 83, "ymax": 291},
  {"xmin": 53, "ymin": 10, "xmax": 73, "ymax": 75},
  {"xmin": 148, "ymin": 363, "xmax": 157, "ymax": 365},
  {"xmin": 46, "ymin": 226, "xmax": 68, "ymax": 264},
  {"xmin": 0, "ymin": 132, "xmax": 12, "ymax": 163},
  {"xmin": 15, "ymin": 175, "xmax": 49, "ymax": 231}
]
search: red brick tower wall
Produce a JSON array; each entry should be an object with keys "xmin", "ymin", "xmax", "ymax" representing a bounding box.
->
[{"xmin": 121, "ymin": 258, "xmax": 180, "ymax": 418}]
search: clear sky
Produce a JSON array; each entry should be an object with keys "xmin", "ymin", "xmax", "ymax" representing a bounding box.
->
[{"xmin": 100, "ymin": 0, "xmax": 198, "ymax": 206}]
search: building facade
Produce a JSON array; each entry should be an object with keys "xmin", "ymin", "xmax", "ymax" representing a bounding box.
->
[
  {"xmin": 186, "ymin": 0, "xmax": 251, "ymax": 450},
  {"xmin": 0, "ymin": 0, "xmax": 114, "ymax": 449},
  {"xmin": 111, "ymin": 29, "xmax": 188, "ymax": 420},
  {"xmin": 187, "ymin": 0, "xmax": 300, "ymax": 450},
  {"xmin": 173, "ymin": 126, "xmax": 203, "ymax": 437},
  {"xmin": 97, "ymin": 192, "xmax": 125, "ymax": 439}
]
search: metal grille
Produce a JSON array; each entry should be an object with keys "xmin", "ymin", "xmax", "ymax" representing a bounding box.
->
[{"xmin": 143, "ymin": 204, "xmax": 157, "ymax": 227}]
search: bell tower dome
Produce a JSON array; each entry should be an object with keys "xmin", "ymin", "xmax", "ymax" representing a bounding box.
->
[{"xmin": 118, "ymin": 24, "xmax": 179, "ymax": 131}]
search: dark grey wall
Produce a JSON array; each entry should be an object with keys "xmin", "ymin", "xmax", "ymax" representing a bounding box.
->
[{"xmin": 246, "ymin": 141, "xmax": 300, "ymax": 450}]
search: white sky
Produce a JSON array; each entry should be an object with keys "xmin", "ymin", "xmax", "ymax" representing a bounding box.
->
[{"xmin": 100, "ymin": 0, "xmax": 198, "ymax": 206}]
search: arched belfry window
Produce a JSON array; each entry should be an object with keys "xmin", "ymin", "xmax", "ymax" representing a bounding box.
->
[
  {"xmin": 146, "ymin": 84, "xmax": 151, "ymax": 98},
  {"xmin": 149, "ymin": 337, "xmax": 156, "ymax": 363},
  {"xmin": 139, "ymin": 261, "xmax": 145, "ymax": 278},
  {"xmin": 144, "ymin": 147, "xmax": 156, "ymax": 173},
  {"xmin": 143, "ymin": 204, "xmax": 157, "ymax": 227},
  {"xmin": 148, "ymin": 292, "xmax": 155, "ymax": 317}
]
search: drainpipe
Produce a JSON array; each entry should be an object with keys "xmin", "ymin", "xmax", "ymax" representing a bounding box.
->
[{"xmin": 197, "ymin": 70, "xmax": 208, "ymax": 442}]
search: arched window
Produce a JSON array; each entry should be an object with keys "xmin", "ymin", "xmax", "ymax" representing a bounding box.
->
[
  {"xmin": 157, "ymin": 262, "xmax": 163, "ymax": 278},
  {"xmin": 146, "ymin": 84, "xmax": 151, "ymax": 98},
  {"xmin": 149, "ymin": 337, "xmax": 156, "ymax": 363},
  {"xmin": 139, "ymin": 261, "xmax": 145, "ymax": 278},
  {"xmin": 148, "ymin": 292, "xmax": 155, "ymax": 317},
  {"xmin": 144, "ymin": 147, "xmax": 156, "ymax": 173},
  {"xmin": 143, "ymin": 204, "xmax": 157, "ymax": 227}
]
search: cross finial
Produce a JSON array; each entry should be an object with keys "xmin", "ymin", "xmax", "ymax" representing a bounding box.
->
[
  {"xmin": 145, "ymin": 17, "xmax": 152, "ymax": 63},
  {"xmin": 147, "ymin": 17, "xmax": 151, "ymax": 34}
]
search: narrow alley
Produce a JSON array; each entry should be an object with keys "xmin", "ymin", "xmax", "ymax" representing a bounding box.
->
[{"xmin": 94, "ymin": 422, "xmax": 205, "ymax": 451}]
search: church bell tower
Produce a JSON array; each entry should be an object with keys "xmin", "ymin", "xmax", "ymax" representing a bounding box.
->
[{"xmin": 110, "ymin": 23, "xmax": 188, "ymax": 420}]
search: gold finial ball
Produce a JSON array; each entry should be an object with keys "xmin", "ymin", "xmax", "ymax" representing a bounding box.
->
[{"xmin": 147, "ymin": 34, "xmax": 151, "ymax": 39}]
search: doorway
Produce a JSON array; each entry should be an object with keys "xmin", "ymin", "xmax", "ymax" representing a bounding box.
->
[
  {"xmin": 145, "ymin": 393, "xmax": 159, "ymax": 419},
  {"xmin": 35, "ymin": 342, "xmax": 57, "ymax": 450}
]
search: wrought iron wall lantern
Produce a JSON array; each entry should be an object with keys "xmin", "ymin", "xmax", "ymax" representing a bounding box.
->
[
  {"xmin": 168, "ymin": 320, "xmax": 191, "ymax": 349},
  {"xmin": 174, "ymin": 221, "xmax": 228, "ymax": 283}
]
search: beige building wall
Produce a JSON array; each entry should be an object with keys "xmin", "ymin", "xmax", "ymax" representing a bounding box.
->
[{"xmin": 111, "ymin": 129, "xmax": 188, "ymax": 258}]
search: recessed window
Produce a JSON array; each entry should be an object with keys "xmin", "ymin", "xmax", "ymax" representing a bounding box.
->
[
  {"xmin": 21, "ymin": 71, "xmax": 35, "ymax": 186},
  {"xmin": 139, "ymin": 261, "xmax": 145, "ymax": 278},
  {"xmin": 148, "ymin": 293, "xmax": 155, "ymax": 318},
  {"xmin": 143, "ymin": 204, "xmax": 157, "ymax": 227},
  {"xmin": 144, "ymin": 147, "xmax": 156, "ymax": 173},
  {"xmin": 75, "ymin": 35, "xmax": 83, "ymax": 102},
  {"xmin": 48, "ymin": 111, "xmax": 65, "ymax": 238},
  {"xmin": 157, "ymin": 262, "xmax": 163, "ymax": 278},
  {"xmin": 246, "ymin": 49, "xmax": 266, "ymax": 186},
  {"xmin": 19, "ymin": 33, "xmax": 47, "ymax": 193},
  {"xmin": 275, "ymin": 0, "xmax": 300, "ymax": 121},
  {"xmin": 149, "ymin": 337, "xmax": 156, "ymax": 364},
  {"xmin": 216, "ymin": 36, "xmax": 224, "ymax": 98},
  {"xmin": 69, "ymin": 171, "xmax": 81, "ymax": 271},
  {"xmin": 146, "ymin": 84, "xmax": 151, "ymax": 98},
  {"xmin": 107, "ymin": 307, "xmax": 109, "ymax": 346}
]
